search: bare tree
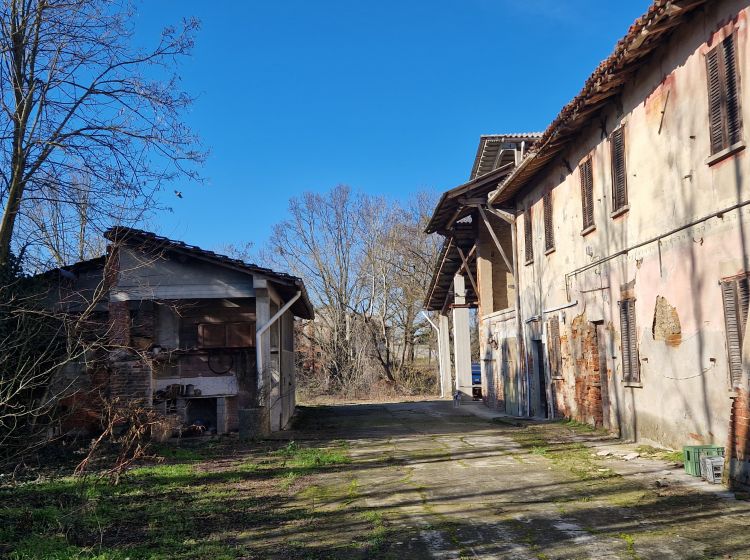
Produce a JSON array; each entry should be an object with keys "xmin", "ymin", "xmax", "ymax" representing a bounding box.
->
[
  {"xmin": 266, "ymin": 186, "xmax": 441, "ymax": 395},
  {"xmin": 0, "ymin": 0, "xmax": 203, "ymax": 268},
  {"xmin": 266, "ymin": 185, "xmax": 370, "ymax": 389}
]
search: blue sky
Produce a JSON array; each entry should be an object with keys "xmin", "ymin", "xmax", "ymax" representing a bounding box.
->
[{"xmin": 137, "ymin": 0, "xmax": 652, "ymax": 251}]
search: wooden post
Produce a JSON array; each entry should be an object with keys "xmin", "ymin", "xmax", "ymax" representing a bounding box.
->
[
  {"xmin": 438, "ymin": 313, "xmax": 452, "ymax": 398},
  {"xmin": 452, "ymin": 273, "xmax": 473, "ymax": 397}
]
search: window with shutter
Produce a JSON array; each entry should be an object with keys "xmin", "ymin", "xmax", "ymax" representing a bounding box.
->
[
  {"xmin": 198, "ymin": 322, "xmax": 256, "ymax": 348},
  {"xmin": 706, "ymin": 33, "xmax": 743, "ymax": 155},
  {"xmin": 721, "ymin": 274, "xmax": 750, "ymax": 388},
  {"xmin": 543, "ymin": 192, "xmax": 554, "ymax": 252},
  {"xmin": 619, "ymin": 298, "xmax": 640, "ymax": 383},
  {"xmin": 524, "ymin": 207, "xmax": 533, "ymax": 264},
  {"xmin": 610, "ymin": 126, "xmax": 628, "ymax": 212},
  {"xmin": 580, "ymin": 158, "xmax": 595, "ymax": 231}
]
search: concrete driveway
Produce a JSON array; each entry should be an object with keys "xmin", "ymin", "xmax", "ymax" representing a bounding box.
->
[{"xmin": 285, "ymin": 399, "xmax": 750, "ymax": 559}]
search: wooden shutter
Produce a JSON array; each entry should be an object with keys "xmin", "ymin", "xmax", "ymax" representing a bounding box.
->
[
  {"xmin": 723, "ymin": 34, "xmax": 742, "ymax": 146},
  {"xmin": 227, "ymin": 322, "xmax": 256, "ymax": 347},
  {"xmin": 580, "ymin": 159, "xmax": 594, "ymax": 230},
  {"xmin": 706, "ymin": 47, "xmax": 726, "ymax": 154},
  {"xmin": 524, "ymin": 207, "xmax": 533, "ymax": 263},
  {"xmin": 198, "ymin": 323, "xmax": 226, "ymax": 348},
  {"xmin": 721, "ymin": 280, "xmax": 743, "ymax": 387},
  {"xmin": 543, "ymin": 192, "xmax": 554, "ymax": 251},
  {"xmin": 548, "ymin": 316, "xmax": 562, "ymax": 377},
  {"xmin": 619, "ymin": 299, "xmax": 639, "ymax": 382},
  {"xmin": 706, "ymin": 33, "xmax": 743, "ymax": 155},
  {"xmin": 610, "ymin": 127, "xmax": 627, "ymax": 211}
]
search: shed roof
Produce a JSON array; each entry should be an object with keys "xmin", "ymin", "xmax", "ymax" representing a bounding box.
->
[
  {"xmin": 425, "ymin": 132, "xmax": 540, "ymax": 236},
  {"xmin": 470, "ymin": 133, "xmax": 543, "ymax": 180},
  {"xmin": 104, "ymin": 227, "xmax": 315, "ymax": 319},
  {"xmin": 424, "ymin": 223, "xmax": 478, "ymax": 311},
  {"xmin": 489, "ymin": 0, "xmax": 706, "ymax": 206}
]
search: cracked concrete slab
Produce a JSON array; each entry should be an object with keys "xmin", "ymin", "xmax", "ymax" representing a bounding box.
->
[{"xmin": 290, "ymin": 399, "xmax": 750, "ymax": 559}]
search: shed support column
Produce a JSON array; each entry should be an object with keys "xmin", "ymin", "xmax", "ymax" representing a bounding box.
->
[
  {"xmin": 438, "ymin": 313, "xmax": 452, "ymax": 398},
  {"xmin": 452, "ymin": 273, "xmax": 472, "ymax": 397}
]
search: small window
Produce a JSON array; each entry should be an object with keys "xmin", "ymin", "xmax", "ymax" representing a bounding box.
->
[
  {"xmin": 198, "ymin": 322, "xmax": 256, "ymax": 348},
  {"xmin": 619, "ymin": 298, "xmax": 640, "ymax": 383},
  {"xmin": 721, "ymin": 274, "xmax": 749, "ymax": 388},
  {"xmin": 524, "ymin": 207, "xmax": 533, "ymax": 264},
  {"xmin": 543, "ymin": 192, "xmax": 554, "ymax": 252},
  {"xmin": 580, "ymin": 158, "xmax": 595, "ymax": 231},
  {"xmin": 706, "ymin": 33, "xmax": 742, "ymax": 155},
  {"xmin": 547, "ymin": 316, "xmax": 562, "ymax": 378},
  {"xmin": 610, "ymin": 126, "xmax": 628, "ymax": 212}
]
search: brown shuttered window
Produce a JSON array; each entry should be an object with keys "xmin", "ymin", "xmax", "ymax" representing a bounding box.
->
[
  {"xmin": 547, "ymin": 316, "xmax": 562, "ymax": 378},
  {"xmin": 199, "ymin": 322, "xmax": 256, "ymax": 348},
  {"xmin": 580, "ymin": 158, "xmax": 595, "ymax": 230},
  {"xmin": 610, "ymin": 126, "xmax": 628, "ymax": 211},
  {"xmin": 619, "ymin": 298, "xmax": 640, "ymax": 383},
  {"xmin": 543, "ymin": 192, "xmax": 554, "ymax": 252},
  {"xmin": 706, "ymin": 33, "xmax": 743, "ymax": 155},
  {"xmin": 524, "ymin": 207, "xmax": 533, "ymax": 264},
  {"xmin": 721, "ymin": 275, "xmax": 750, "ymax": 388}
]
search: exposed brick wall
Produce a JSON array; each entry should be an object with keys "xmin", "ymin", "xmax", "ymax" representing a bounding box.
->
[
  {"xmin": 553, "ymin": 379, "xmax": 568, "ymax": 418},
  {"xmin": 109, "ymin": 351, "xmax": 152, "ymax": 405},
  {"xmin": 728, "ymin": 387, "xmax": 750, "ymax": 488},
  {"xmin": 227, "ymin": 396, "xmax": 239, "ymax": 431},
  {"xmin": 109, "ymin": 301, "xmax": 130, "ymax": 348},
  {"xmin": 569, "ymin": 314, "xmax": 604, "ymax": 427}
]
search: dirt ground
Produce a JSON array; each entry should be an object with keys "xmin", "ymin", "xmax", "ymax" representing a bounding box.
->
[{"xmin": 5, "ymin": 399, "xmax": 750, "ymax": 559}]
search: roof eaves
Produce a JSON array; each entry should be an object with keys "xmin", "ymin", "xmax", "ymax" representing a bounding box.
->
[
  {"xmin": 104, "ymin": 227, "xmax": 315, "ymax": 319},
  {"xmin": 489, "ymin": 0, "xmax": 706, "ymax": 206}
]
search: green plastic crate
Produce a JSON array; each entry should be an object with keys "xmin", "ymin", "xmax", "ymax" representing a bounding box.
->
[{"xmin": 683, "ymin": 445, "xmax": 724, "ymax": 476}]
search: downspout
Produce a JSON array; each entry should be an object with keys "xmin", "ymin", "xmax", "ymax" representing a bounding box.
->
[
  {"xmin": 256, "ymin": 291, "xmax": 302, "ymax": 402},
  {"xmin": 422, "ymin": 311, "xmax": 445, "ymax": 398}
]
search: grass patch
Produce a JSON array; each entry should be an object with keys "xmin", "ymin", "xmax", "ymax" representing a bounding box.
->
[
  {"xmin": 635, "ymin": 445, "xmax": 683, "ymax": 465},
  {"xmin": 511, "ymin": 426, "xmax": 618, "ymax": 480},
  {"xmin": 555, "ymin": 418, "xmax": 597, "ymax": 433}
]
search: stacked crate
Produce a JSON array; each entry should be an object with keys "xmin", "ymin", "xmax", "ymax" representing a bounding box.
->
[{"xmin": 683, "ymin": 445, "xmax": 724, "ymax": 481}]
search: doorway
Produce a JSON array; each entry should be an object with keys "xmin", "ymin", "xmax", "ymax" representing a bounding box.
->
[
  {"xmin": 595, "ymin": 323, "xmax": 611, "ymax": 430},
  {"xmin": 533, "ymin": 340, "xmax": 548, "ymax": 418}
]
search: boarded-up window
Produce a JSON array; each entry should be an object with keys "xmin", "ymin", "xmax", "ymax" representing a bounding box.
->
[
  {"xmin": 580, "ymin": 158, "xmax": 595, "ymax": 230},
  {"xmin": 198, "ymin": 323, "xmax": 225, "ymax": 348},
  {"xmin": 721, "ymin": 275, "xmax": 750, "ymax": 388},
  {"xmin": 706, "ymin": 33, "xmax": 743, "ymax": 155},
  {"xmin": 610, "ymin": 126, "xmax": 627, "ymax": 211},
  {"xmin": 543, "ymin": 192, "xmax": 554, "ymax": 252},
  {"xmin": 227, "ymin": 322, "xmax": 256, "ymax": 347},
  {"xmin": 199, "ymin": 322, "xmax": 256, "ymax": 348},
  {"xmin": 547, "ymin": 316, "xmax": 562, "ymax": 378},
  {"xmin": 619, "ymin": 298, "xmax": 639, "ymax": 382},
  {"xmin": 524, "ymin": 207, "xmax": 533, "ymax": 264}
]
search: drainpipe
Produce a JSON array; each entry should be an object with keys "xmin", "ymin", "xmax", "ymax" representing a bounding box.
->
[
  {"xmin": 256, "ymin": 290, "xmax": 302, "ymax": 401},
  {"xmin": 422, "ymin": 311, "xmax": 445, "ymax": 398}
]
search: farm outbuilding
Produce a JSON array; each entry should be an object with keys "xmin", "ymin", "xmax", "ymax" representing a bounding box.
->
[{"xmin": 43, "ymin": 227, "xmax": 313, "ymax": 438}]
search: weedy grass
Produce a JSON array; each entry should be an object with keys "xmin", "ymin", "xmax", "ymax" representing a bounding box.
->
[
  {"xmin": 1, "ymin": 439, "xmax": 355, "ymax": 560},
  {"xmin": 635, "ymin": 445, "xmax": 683, "ymax": 465},
  {"xmin": 511, "ymin": 426, "xmax": 618, "ymax": 480}
]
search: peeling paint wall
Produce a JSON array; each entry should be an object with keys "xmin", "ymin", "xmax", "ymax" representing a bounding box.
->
[{"xmin": 488, "ymin": 0, "xmax": 750, "ymax": 478}]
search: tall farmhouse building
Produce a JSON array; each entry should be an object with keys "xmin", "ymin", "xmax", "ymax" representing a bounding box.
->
[{"xmin": 426, "ymin": 0, "xmax": 750, "ymax": 488}]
